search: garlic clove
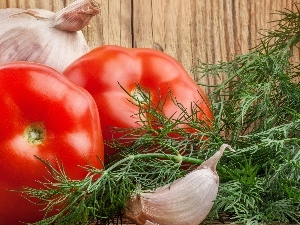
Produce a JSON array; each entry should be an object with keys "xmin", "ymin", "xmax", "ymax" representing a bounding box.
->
[
  {"xmin": 0, "ymin": 0, "xmax": 99, "ymax": 72},
  {"xmin": 125, "ymin": 144, "xmax": 235, "ymax": 225}
]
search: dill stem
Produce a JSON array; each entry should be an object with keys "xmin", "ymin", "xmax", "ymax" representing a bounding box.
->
[{"xmin": 104, "ymin": 153, "xmax": 203, "ymax": 173}]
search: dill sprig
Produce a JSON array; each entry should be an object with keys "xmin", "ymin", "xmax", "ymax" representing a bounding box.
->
[
  {"xmin": 22, "ymin": 152, "xmax": 202, "ymax": 224},
  {"xmin": 197, "ymin": 4, "xmax": 300, "ymax": 224}
]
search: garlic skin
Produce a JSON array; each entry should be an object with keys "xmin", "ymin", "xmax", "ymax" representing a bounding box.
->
[
  {"xmin": 53, "ymin": 0, "xmax": 100, "ymax": 31},
  {"xmin": 0, "ymin": 0, "xmax": 99, "ymax": 72},
  {"xmin": 125, "ymin": 144, "xmax": 234, "ymax": 225}
]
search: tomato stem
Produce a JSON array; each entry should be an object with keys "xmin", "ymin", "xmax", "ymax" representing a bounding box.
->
[
  {"xmin": 130, "ymin": 88, "xmax": 150, "ymax": 105},
  {"xmin": 24, "ymin": 123, "xmax": 45, "ymax": 145}
]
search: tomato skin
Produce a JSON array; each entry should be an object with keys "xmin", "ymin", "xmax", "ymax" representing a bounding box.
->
[
  {"xmin": 63, "ymin": 45, "xmax": 213, "ymax": 147},
  {"xmin": 0, "ymin": 62, "xmax": 104, "ymax": 224}
]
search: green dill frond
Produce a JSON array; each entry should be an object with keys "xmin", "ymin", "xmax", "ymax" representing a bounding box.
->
[{"xmin": 196, "ymin": 4, "xmax": 300, "ymax": 224}]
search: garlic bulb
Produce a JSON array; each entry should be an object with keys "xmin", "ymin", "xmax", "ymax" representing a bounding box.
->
[
  {"xmin": 0, "ymin": 0, "xmax": 99, "ymax": 72},
  {"xmin": 125, "ymin": 144, "xmax": 235, "ymax": 225}
]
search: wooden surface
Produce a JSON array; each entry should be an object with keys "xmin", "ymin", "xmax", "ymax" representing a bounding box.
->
[{"xmin": 1, "ymin": 0, "xmax": 299, "ymax": 94}]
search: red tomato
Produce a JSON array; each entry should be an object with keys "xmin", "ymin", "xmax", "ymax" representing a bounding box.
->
[
  {"xmin": 0, "ymin": 62, "xmax": 104, "ymax": 224},
  {"xmin": 63, "ymin": 45, "xmax": 213, "ymax": 148}
]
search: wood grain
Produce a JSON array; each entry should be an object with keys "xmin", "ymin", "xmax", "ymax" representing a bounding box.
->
[{"xmin": 0, "ymin": 0, "xmax": 298, "ymax": 93}]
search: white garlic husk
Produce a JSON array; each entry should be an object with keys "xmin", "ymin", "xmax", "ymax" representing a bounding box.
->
[
  {"xmin": 125, "ymin": 144, "xmax": 235, "ymax": 225},
  {"xmin": 0, "ymin": 0, "xmax": 99, "ymax": 72}
]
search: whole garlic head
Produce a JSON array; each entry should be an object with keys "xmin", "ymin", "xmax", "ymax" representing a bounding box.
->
[
  {"xmin": 0, "ymin": 0, "xmax": 99, "ymax": 72},
  {"xmin": 125, "ymin": 144, "xmax": 235, "ymax": 225}
]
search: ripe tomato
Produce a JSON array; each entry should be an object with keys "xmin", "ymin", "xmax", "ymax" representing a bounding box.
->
[
  {"xmin": 63, "ymin": 45, "xmax": 213, "ymax": 149},
  {"xmin": 0, "ymin": 62, "xmax": 104, "ymax": 224}
]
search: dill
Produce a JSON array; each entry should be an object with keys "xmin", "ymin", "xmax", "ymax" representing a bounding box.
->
[{"xmin": 197, "ymin": 4, "xmax": 300, "ymax": 224}]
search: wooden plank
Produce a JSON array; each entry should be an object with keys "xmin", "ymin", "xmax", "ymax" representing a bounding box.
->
[
  {"xmin": 132, "ymin": 0, "xmax": 153, "ymax": 48},
  {"xmin": 82, "ymin": 0, "xmax": 132, "ymax": 49},
  {"xmin": 136, "ymin": 0, "xmax": 194, "ymax": 74}
]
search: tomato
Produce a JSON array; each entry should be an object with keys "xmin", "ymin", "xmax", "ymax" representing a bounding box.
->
[
  {"xmin": 0, "ymin": 62, "xmax": 104, "ymax": 224},
  {"xmin": 63, "ymin": 45, "xmax": 213, "ymax": 150}
]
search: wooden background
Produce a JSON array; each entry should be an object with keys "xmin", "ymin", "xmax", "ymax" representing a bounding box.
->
[{"xmin": 1, "ymin": 0, "xmax": 299, "ymax": 94}]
